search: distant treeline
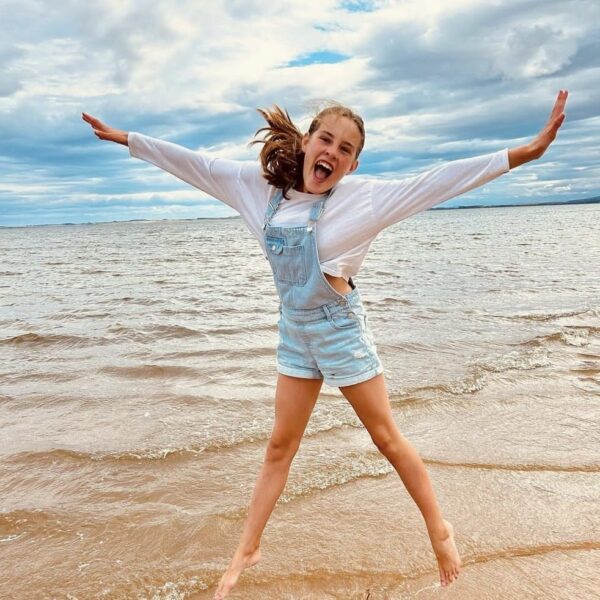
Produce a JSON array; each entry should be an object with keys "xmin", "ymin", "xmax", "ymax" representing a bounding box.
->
[{"xmin": 435, "ymin": 196, "xmax": 600, "ymax": 210}]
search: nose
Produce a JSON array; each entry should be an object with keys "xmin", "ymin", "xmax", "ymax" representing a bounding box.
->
[{"xmin": 323, "ymin": 148, "xmax": 337, "ymax": 162}]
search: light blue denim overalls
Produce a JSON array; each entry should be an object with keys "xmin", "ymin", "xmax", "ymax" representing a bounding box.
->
[{"xmin": 263, "ymin": 189, "xmax": 383, "ymax": 387}]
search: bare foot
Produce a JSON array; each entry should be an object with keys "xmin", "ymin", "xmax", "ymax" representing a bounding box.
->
[
  {"xmin": 430, "ymin": 519, "xmax": 461, "ymax": 587},
  {"xmin": 213, "ymin": 547, "xmax": 261, "ymax": 599}
]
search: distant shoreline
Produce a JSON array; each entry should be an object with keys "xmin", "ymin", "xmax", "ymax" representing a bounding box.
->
[
  {"xmin": 2, "ymin": 197, "xmax": 599, "ymax": 229},
  {"xmin": 432, "ymin": 196, "xmax": 600, "ymax": 210}
]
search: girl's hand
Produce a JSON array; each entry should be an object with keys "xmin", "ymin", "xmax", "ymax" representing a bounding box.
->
[
  {"xmin": 508, "ymin": 90, "xmax": 568, "ymax": 169},
  {"xmin": 81, "ymin": 112, "xmax": 129, "ymax": 146}
]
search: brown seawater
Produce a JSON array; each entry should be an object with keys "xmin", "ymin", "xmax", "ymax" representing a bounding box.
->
[{"xmin": 1, "ymin": 204, "xmax": 599, "ymax": 599}]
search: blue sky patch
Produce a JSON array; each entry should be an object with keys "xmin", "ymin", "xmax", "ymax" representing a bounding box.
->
[
  {"xmin": 339, "ymin": 0, "xmax": 378, "ymax": 13},
  {"xmin": 284, "ymin": 50, "xmax": 350, "ymax": 67}
]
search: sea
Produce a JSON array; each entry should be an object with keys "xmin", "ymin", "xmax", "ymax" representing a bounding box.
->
[{"xmin": 1, "ymin": 203, "xmax": 599, "ymax": 599}]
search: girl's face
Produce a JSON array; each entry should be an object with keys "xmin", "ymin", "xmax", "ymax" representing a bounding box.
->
[{"xmin": 299, "ymin": 115, "xmax": 361, "ymax": 194}]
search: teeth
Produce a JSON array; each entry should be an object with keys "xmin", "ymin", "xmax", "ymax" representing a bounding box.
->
[{"xmin": 315, "ymin": 160, "xmax": 333, "ymax": 173}]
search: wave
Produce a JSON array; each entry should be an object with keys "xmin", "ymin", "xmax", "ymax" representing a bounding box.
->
[
  {"xmin": 7, "ymin": 437, "xmax": 268, "ymax": 465},
  {"xmin": 501, "ymin": 307, "xmax": 599, "ymax": 322},
  {"xmin": 423, "ymin": 458, "xmax": 600, "ymax": 473},
  {"xmin": 365, "ymin": 296, "xmax": 414, "ymax": 307},
  {"xmin": 199, "ymin": 323, "xmax": 277, "ymax": 336},
  {"xmin": 78, "ymin": 268, "xmax": 109, "ymax": 274},
  {"xmin": 106, "ymin": 296, "xmax": 165, "ymax": 306},
  {"xmin": 4, "ymin": 421, "xmax": 340, "ymax": 466},
  {"xmin": 411, "ymin": 346, "xmax": 551, "ymax": 397},
  {"xmin": 106, "ymin": 322, "xmax": 276, "ymax": 341},
  {"xmin": 6, "ymin": 421, "xmax": 359, "ymax": 466},
  {"xmin": 3, "ymin": 372, "xmax": 80, "ymax": 384},
  {"xmin": 463, "ymin": 540, "xmax": 600, "ymax": 567},
  {"xmin": 278, "ymin": 452, "xmax": 395, "ymax": 506},
  {"xmin": 520, "ymin": 325, "xmax": 600, "ymax": 348},
  {"xmin": 475, "ymin": 346, "xmax": 551, "ymax": 373},
  {"xmin": 98, "ymin": 364, "xmax": 205, "ymax": 379},
  {"xmin": 0, "ymin": 332, "xmax": 102, "ymax": 348},
  {"xmin": 153, "ymin": 346, "xmax": 274, "ymax": 360},
  {"xmin": 106, "ymin": 323, "xmax": 206, "ymax": 340},
  {"xmin": 46, "ymin": 310, "xmax": 111, "ymax": 321}
]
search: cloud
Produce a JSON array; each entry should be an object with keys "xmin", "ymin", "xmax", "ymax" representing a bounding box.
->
[{"xmin": 0, "ymin": 0, "xmax": 598, "ymax": 226}]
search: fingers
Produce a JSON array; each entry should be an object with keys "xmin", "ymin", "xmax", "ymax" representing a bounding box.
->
[
  {"xmin": 81, "ymin": 111, "xmax": 96, "ymax": 125},
  {"xmin": 557, "ymin": 88, "xmax": 568, "ymax": 109},
  {"xmin": 552, "ymin": 112, "xmax": 566, "ymax": 134},
  {"xmin": 82, "ymin": 112, "xmax": 107, "ymax": 131},
  {"xmin": 550, "ymin": 89, "xmax": 568, "ymax": 121}
]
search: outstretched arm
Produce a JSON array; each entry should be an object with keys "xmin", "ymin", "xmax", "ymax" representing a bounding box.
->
[
  {"xmin": 80, "ymin": 111, "xmax": 246, "ymax": 200},
  {"xmin": 82, "ymin": 112, "xmax": 129, "ymax": 145},
  {"xmin": 369, "ymin": 91, "xmax": 570, "ymax": 232},
  {"xmin": 80, "ymin": 111, "xmax": 270, "ymax": 240},
  {"xmin": 508, "ymin": 90, "xmax": 568, "ymax": 169}
]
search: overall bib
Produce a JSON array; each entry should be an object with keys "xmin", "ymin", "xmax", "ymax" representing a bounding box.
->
[{"xmin": 263, "ymin": 190, "xmax": 383, "ymax": 387}]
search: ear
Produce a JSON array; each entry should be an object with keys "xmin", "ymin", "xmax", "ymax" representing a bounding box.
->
[
  {"xmin": 301, "ymin": 132, "xmax": 309, "ymax": 152},
  {"xmin": 347, "ymin": 159, "xmax": 359, "ymax": 174}
]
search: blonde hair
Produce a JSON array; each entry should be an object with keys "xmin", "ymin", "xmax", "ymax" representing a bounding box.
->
[{"xmin": 252, "ymin": 103, "xmax": 365, "ymax": 198}]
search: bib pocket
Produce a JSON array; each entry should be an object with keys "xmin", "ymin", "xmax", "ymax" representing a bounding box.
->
[{"xmin": 266, "ymin": 236, "xmax": 308, "ymax": 286}]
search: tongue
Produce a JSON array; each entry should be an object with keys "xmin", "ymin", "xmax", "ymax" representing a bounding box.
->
[{"xmin": 314, "ymin": 165, "xmax": 330, "ymax": 181}]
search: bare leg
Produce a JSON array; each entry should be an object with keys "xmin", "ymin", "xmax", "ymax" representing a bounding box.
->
[
  {"xmin": 340, "ymin": 373, "xmax": 461, "ymax": 587},
  {"xmin": 214, "ymin": 374, "xmax": 323, "ymax": 600}
]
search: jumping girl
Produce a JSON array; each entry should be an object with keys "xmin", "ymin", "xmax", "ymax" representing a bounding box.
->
[{"xmin": 82, "ymin": 89, "xmax": 568, "ymax": 598}]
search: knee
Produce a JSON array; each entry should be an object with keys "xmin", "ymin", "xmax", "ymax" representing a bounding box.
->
[
  {"xmin": 265, "ymin": 436, "xmax": 299, "ymax": 464},
  {"xmin": 370, "ymin": 428, "xmax": 401, "ymax": 458}
]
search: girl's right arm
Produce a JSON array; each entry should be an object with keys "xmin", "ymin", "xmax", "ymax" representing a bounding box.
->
[
  {"xmin": 81, "ymin": 112, "xmax": 268, "ymax": 219},
  {"xmin": 82, "ymin": 112, "xmax": 129, "ymax": 145}
]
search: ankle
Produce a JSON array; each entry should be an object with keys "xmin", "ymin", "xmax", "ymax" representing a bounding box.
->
[
  {"xmin": 427, "ymin": 519, "xmax": 450, "ymax": 541},
  {"xmin": 235, "ymin": 545, "xmax": 260, "ymax": 559}
]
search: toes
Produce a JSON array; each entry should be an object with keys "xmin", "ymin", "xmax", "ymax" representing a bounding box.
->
[{"xmin": 442, "ymin": 568, "xmax": 457, "ymax": 586}]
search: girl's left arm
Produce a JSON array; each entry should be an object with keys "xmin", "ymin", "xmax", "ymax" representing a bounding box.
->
[{"xmin": 369, "ymin": 90, "xmax": 569, "ymax": 232}]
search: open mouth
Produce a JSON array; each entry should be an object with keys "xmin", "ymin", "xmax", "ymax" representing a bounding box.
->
[{"xmin": 313, "ymin": 160, "xmax": 334, "ymax": 183}]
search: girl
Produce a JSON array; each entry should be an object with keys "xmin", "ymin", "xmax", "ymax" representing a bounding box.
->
[{"xmin": 82, "ymin": 90, "xmax": 568, "ymax": 598}]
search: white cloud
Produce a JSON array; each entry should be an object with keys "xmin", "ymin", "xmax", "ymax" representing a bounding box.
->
[{"xmin": 0, "ymin": 0, "xmax": 598, "ymax": 225}]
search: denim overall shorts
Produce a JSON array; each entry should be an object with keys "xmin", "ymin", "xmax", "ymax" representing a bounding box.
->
[{"xmin": 263, "ymin": 189, "xmax": 383, "ymax": 387}]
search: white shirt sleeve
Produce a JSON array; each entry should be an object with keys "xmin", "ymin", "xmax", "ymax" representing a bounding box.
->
[
  {"xmin": 127, "ymin": 132, "xmax": 268, "ymax": 216},
  {"xmin": 370, "ymin": 149, "xmax": 510, "ymax": 231}
]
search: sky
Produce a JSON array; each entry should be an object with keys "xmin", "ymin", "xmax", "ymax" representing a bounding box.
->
[{"xmin": 1, "ymin": 0, "xmax": 599, "ymax": 227}]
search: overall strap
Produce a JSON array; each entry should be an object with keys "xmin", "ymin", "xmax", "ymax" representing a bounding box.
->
[
  {"xmin": 308, "ymin": 189, "xmax": 332, "ymax": 225},
  {"xmin": 262, "ymin": 189, "xmax": 284, "ymax": 230},
  {"xmin": 263, "ymin": 188, "xmax": 332, "ymax": 230}
]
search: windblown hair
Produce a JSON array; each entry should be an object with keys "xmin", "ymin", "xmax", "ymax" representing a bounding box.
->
[{"xmin": 251, "ymin": 103, "xmax": 365, "ymax": 199}]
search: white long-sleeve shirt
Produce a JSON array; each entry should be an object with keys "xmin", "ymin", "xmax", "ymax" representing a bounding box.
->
[{"xmin": 128, "ymin": 132, "xmax": 510, "ymax": 281}]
